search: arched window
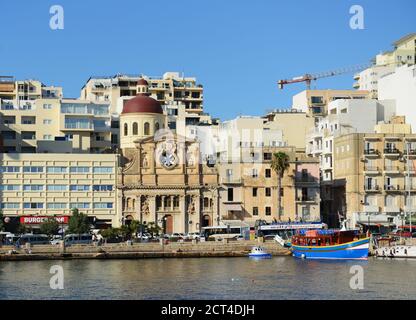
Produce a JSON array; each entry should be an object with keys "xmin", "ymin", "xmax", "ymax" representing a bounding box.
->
[
  {"xmin": 124, "ymin": 123, "xmax": 128, "ymax": 136},
  {"xmin": 144, "ymin": 122, "xmax": 150, "ymax": 135},
  {"xmin": 133, "ymin": 122, "xmax": 138, "ymax": 135},
  {"xmin": 155, "ymin": 122, "xmax": 160, "ymax": 132},
  {"xmin": 127, "ymin": 198, "xmax": 133, "ymax": 209}
]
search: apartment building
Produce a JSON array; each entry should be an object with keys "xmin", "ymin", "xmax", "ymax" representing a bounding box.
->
[
  {"xmin": 334, "ymin": 117, "xmax": 416, "ymax": 230},
  {"xmin": 80, "ymin": 72, "xmax": 204, "ymax": 115},
  {"xmin": 0, "ymin": 98, "xmax": 112, "ymax": 153},
  {"xmin": 218, "ymin": 146, "xmax": 320, "ymax": 226},
  {"xmin": 292, "ymin": 89, "xmax": 369, "ymax": 118},
  {"xmin": 0, "ymin": 76, "xmax": 63, "ymax": 101},
  {"xmin": 0, "ymin": 153, "xmax": 119, "ymax": 228},
  {"xmin": 353, "ymin": 65, "xmax": 395, "ymax": 98},
  {"xmin": 375, "ymin": 33, "xmax": 416, "ymax": 67}
]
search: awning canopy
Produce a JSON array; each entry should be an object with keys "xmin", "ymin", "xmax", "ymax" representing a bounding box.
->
[
  {"xmin": 223, "ymin": 204, "xmax": 242, "ymax": 211},
  {"xmin": 357, "ymin": 222, "xmax": 396, "ymax": 227}
]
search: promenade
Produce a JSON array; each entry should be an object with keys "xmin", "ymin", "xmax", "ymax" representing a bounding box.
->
[{"xmin": 0, "ymin": 240, "xmax": 291, "ymax": 261}]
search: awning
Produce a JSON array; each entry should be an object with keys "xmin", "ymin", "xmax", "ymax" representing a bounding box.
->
[
  {"xmin": 357, "ymin": 222, "xmax": 396, "ymax": 227},
  {"xmin": 223, "ymin": 204, "xmax": 242, "ymax": 211}
]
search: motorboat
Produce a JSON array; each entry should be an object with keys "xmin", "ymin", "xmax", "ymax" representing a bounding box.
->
[{"xmin": 248, "ymin": 246, "xmax": 272, "ymax": 258}]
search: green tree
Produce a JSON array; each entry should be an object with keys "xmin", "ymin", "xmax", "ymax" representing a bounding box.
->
[
  {"xmin": 270, "ymin": 152, "xmax": 290, "ymax": 221},
  {"xmin": 40, "ymin": 218, "xmax": 60, "ymax": 236},
  {"xmin": 100, "ymin": 227, "xmax": 119, "ymax": 239},
  {"xmin": 147, "ymin": 222, "xmax": 161, "ymax": 238},
  {"xmin": 67, "ymin": 208, "xmax": 90, "ymax": 234}
]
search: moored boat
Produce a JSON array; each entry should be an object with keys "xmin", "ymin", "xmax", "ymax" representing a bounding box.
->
[
  {"xmin": 291, "ymin": 229, "xmax": 370, "ymax": 260},
  {"xmin": 248, "ymin": 246, "xmax": 272, "ymax": 258},
  {"xmin": 375, "ymin": 245, "xmax": 416, "ymax": 258}
]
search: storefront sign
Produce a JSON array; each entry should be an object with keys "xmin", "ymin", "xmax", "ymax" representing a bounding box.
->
[{"xmin": 19, "ymin": 216, "xmax": 69, "ymax": 225}]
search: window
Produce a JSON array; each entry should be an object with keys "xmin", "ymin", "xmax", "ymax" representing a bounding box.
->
[
  {"xmin": 133, "ymin": 122, "xmax": 138, "ymax": 135},
  {"xmin": 47, "ymin": 167, "xmax": 67, "ymax": 173},
  {"xmin": 266, "ymin": 188, "xmax": 271, "ymax": 197},
  {"xmin": 93, "ymin": 167, "xmax": 113, "ymax": 174},
  {"xmin": 65, "ymin": 134, "xmax": 73, "ymax": 141},
  {"xmin": 0, "ymin": 166, "xmax": 20, "ymax": 173},
  {"xmin": 265, "ymin": 169, "xmax": 271, "ymax": 178},
  {"xmin": 23, "ymin": 185, "xmax": 43, "ymax": 191},
  {"xmin": 22, "ymin": 131, "xmax": 36, "ymax": 140},
  {"xmin": 93, "ymin": 203, "xmax": 113, "ymax": 209},
  {"xmin": 227, "ymin": 188, "xmax": 234, "ymax": 201},
  {"xmin": 311, "ymin": 96, "xmax": 323, "ymax": 104},
  {"xmin": 253, "ymin": 207, "xmax": 259, "ymax": 216},
  {"xmin": 70, "ymin": 203, "xmax": 90, "ymax": 209},
  {"xmin": 70, "ymin": 185, "xmax": 90, "ymax": 191},
  {"xmin": 124, "ymin": 123, "xmax": 128, "ymax": 136},
  {"xmin": 23, "ymin": 202, "xmax": 44, "ymax": 209},
  {"xmin": 70, "ymin": 166, "xmax": 90, "ymax": 173},
  {"xmin": 43, "ymin": 119, "xmax": 52, "ymax": 125},
  {"xmin": 47, "ymin": 203, "xmax": 67, "ymax": 209},
  {"xmin": 0, "ymin": 185, "xmax": 20, "ymax": 191},
  {"xmin": 263, "ymin": 153, "xmax": 272, "ymax": 161},
  {"xmin": 47, "ymin": 185, "xmax": 67, "ymax": 191},
  {"xmin": 252, "ymin": 188, "xmax": 258, "ymax": 197},
  {"xmin": 155, "ymin": 122, "xmax": 160, "ymax": 132},
  {"xmin": 280, "ymin": 188, "xmax": 284, "ymax": 197},
  {"xmin": 43, "ymin": 104, "xmax": 52, "ymax": 109},
  {"xmin": 23, "ymin": 166, "xmax": 43, "ymax": 173},
  {"xmin": 265, "ymin": 207, "xmax": 271, "ymax": 216},
  {"xmin": 0, "ymin": 203, "xmax": 20, "ymax": 209},
  {"xmin": 144, "ymin": 122, "xmax": 150, "ymax": 135},
  {"xmin": 252, "ymin": 169, "xmax": 258, "ymax": 178},
  {"xmin": 43, "ymin": 135, "xmax": 53, "ymax": 140},
  {"xmin": 93, "ymin": 185, "xmax": 113, "ymax": 191}
]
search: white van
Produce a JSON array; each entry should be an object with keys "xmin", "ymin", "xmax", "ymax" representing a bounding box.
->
[{"xmin": 64, "ymin": 234, "xmax": 93, "ymax": 246}]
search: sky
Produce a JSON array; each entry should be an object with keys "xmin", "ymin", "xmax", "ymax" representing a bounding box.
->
[{"xmin": 0, "ymin": 0, "xmax": 415, "ymax": 120}]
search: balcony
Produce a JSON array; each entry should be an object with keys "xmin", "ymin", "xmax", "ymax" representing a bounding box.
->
[
  {"xmin": 364, "ymin": 149, "xmax": 379, "ymax": 157},
  {"xmin": 364, "ymin": 185, "xmax": 380, "ymax": 192},
  {"xmin": 384, "ymin": 148, "xmax": 400, "ymax": 156},
  {"xmin": 384, "ymin": 166, "xmax": 400, "ymax": 174},
  {"xmin": 295, "ymin": 176, "xmax": 319, "ymax": 185},
  {"xmin": 296, "ymin": 196, "xmax": 316, "ymax": 203},
  {"xmin": 384, "ymin": 184, "xmax": 401, "ymax": 192},
  {"xmin": 364, "ymin": 166, "xmax": 380, "ymax": 174},
  {"xmin": 403, "ymin": 149, "xmax": 416, "ymax": 157},
  {"xmin": 220, "ymin": 176, "xmax": 243, "ymax": 185}
]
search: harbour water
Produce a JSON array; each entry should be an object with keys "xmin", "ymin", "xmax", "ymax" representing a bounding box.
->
[{"xmin": 1, "ymin": 257, "xmax": 415, "ymax": 300}]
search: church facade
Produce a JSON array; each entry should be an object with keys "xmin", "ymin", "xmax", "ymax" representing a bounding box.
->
[{"xmin": 117, "ymin": 79, "xmax": 219, "ymax": 234}]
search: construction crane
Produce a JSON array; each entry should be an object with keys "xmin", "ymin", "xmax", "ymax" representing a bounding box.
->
[{"xmin": 277, "ymin": 63, "xmax": 373, "ymax": 90}]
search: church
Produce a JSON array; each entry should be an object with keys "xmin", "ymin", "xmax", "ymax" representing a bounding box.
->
[{"xmin": 117, "ymin": 79, "xmax": 219, "ymax": 234}]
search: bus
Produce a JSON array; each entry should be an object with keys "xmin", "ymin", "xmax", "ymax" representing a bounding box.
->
[
  {"xmin": 16, "ymin": 234, "xmax": 50, "ymax": 246},
  {"xmin": 202, "ymin": 224, "xmax": 250, "ymax": 241}
]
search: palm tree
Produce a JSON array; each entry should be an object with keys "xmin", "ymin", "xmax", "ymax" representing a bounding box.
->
[{"xmin": 270, "ymin": 152, "xmax": 290, "ymax": 221}]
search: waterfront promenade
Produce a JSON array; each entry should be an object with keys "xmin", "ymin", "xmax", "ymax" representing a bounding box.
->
[{"xmin": 0, "ymin": 240, "xmax": 291, "ymax": 261}]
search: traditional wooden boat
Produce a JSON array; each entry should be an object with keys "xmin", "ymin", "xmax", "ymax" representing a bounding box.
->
[{"xmin": 291, "ymin": 229, "xmax": 370, "ymax": 260}]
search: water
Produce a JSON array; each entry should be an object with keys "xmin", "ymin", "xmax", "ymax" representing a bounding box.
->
[{"xmin": 0, "ymin": 257, "xmax": 415, "ymax": 300}]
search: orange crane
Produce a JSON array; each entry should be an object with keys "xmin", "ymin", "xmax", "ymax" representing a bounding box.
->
[{"xmin": 277, "ymin": 63, "xmax": 372, "ymax": 90}]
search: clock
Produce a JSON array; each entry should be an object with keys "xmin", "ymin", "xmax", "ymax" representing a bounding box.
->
[{"xmin": 160, "ymin": 150, "xmax": 178, "ymax": 169}]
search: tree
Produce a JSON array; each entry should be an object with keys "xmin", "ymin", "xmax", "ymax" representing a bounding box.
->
[
  {"xmin": 0, "ymin": 210, "xmax": 5, "ymax": 232},
  {"xmin": 270, "ymin": 152, "xmax": 290, "ymax": 221},
  {"xmin": 67, "ymin": 208, "xmax": 90, "ymax": 234},
  {"xmin": 100, "ymin": 227, "xmax": 119, "ymax": 240},
  {"xmin": 147, "ymin": 222, "xmax": 161, "ymax": 238},
  {"xmin": 40, "ymin": 218, "xmax": 60, "ymax": 236}
]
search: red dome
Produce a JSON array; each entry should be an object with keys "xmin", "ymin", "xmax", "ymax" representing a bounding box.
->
[
  {"xmin": 137, "ymin": 78, "xmax": 148, "ymax": 86},
  {"xmin": 122, "ymin": 95, "xmax": 163, "ymax": 114}
]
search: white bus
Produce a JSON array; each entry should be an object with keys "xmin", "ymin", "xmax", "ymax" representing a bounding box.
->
[{"xmin": 202, "ymin": 224, "xmax": 250, "ymax": 241}]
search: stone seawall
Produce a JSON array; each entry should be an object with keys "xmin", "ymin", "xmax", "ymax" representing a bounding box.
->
[{"xmin": 0, "ymin": 241, "xmax": 291, "ymax": 261}]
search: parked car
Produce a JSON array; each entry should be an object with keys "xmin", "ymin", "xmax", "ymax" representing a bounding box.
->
[
  {"xmin": 64, "ymin": 234, "xmax": 93, "ymax": 246},
  {"xmin": 187, "ymin": 232, "xmax": 201, "ymax": 240},
  {"xmin": 136, "ymin": 233, "xmax": 151, "ymax": 241}
]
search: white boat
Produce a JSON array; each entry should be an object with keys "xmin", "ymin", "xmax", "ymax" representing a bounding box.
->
[
  {"xmin": 248, "ymin": 246, "xmax": 272, "ymax": 258},
  {"xmin": 374, "ymin": 245, "xmax": 416, "ymax": 258}
]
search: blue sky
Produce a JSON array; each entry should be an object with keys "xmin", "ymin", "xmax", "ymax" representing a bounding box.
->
[{"xmin": 0, "ymin": 0, "xmax": 415, "ymax": 120}]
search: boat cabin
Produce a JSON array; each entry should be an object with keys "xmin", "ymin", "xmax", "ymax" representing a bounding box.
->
[{"xmin": 292, "ymin": 230, "xmax": 365, "ymax": 247}]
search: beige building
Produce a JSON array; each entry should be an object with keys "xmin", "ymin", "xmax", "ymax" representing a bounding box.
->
[
  {"xmin": 292, "ymin": 89, "xmax": 369, "ymax": 117},
  {"xmin": 334, "ymin": 116, "xmax": 416, "ymax": 229},
  {"xmin": 117, "ymin": 87, "xmax": 218, "ymax": 234},
  {"xmin": 0, "ymin": 153, "xmax": 119, "ymax": 228},
  {"xmin": 0, "ymin": 76, "xmax": 62, "ymax": 101},
  {"xmin": 0, "ymin": 97, "xmax": 112, "ymax": 154},
  {"xmin": 219, "ymin": 146, "xmax": 321, "ymax": 226},
  {"xmin": 376, "ymin": 33, "xmax": 416, "ymax": 67}
]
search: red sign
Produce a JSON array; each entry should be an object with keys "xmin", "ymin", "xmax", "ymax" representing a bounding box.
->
[{"xmin": 20, "ymin": 216, "xmax": 69, "ymax": 225}]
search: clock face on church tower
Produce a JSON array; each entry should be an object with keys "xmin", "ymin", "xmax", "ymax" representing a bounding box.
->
[{"xmin": 159, "ymin": 150, "xmax": 178, "ymax": 169}]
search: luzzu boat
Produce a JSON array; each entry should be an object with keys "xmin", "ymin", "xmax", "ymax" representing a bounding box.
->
[{"xmin": 291, "ymin": 229, "xmax": 370, "ymax": 260}]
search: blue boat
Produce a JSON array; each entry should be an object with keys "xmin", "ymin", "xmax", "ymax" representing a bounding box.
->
[{"xmin": 291, "ymin": 229, "xmax": 369, "ymax": 260}]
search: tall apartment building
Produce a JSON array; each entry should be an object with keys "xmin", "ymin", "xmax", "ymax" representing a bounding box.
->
[
  {"xmin": 353, "ymin": 65, "xmax": 395, "ymax": 98},
  {"xmin": 333, "ymin": 117, "xmax": 416, "ymax": 230},
  {"xmin": 0, "ymin": 76, "xmax": 63, "ymax": 101},
  {"xmin": 292, "ymin": 89, "xmax": 369, "ymax": 118},
  {"xmin": 0, "ymin": 153, "xmax": 119, "ymax": 228},
  {"xmin": 375, "ymin": 33, "xmax": 416, "ymax": 67},
  {"xmin": 0, "ymin": 97, "xmax": 112, "ymax": 154}
]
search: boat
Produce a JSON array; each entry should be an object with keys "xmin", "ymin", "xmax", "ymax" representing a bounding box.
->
[
  {"xmin": 248, "ymin": 246, "xmax": 272, "ymax": 258},
  {"xmin": 291, "ymin": 228, "xmax": 370, "ymax": 260},
  {"xmin": 374, "ymin": 245, "xmax": 416, "ymax": 258}
]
